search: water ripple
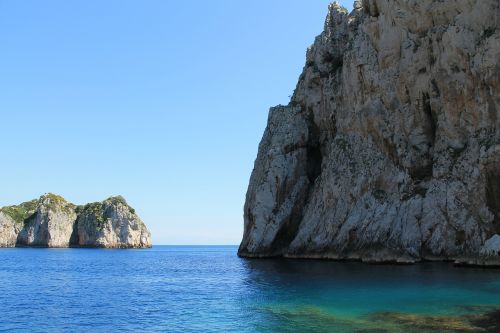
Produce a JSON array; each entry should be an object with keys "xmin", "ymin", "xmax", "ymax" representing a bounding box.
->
[{"xmin": 0, "ymin": 246, "xmax": 498, "ymax": 332}]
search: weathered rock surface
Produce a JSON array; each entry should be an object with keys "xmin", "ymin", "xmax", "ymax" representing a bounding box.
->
[
  {"xmin": 0, "ymin": 194, "xmax": 151, "ymax": 248},
  {"xmin": 239, "ymin": 0, "xmax": 500, "ymax": 265},
  {"xmin": 17, "ymin": 194, "xmax": 76, "ymax": 247},
  {"xmin": 0, "ymin": 212, "xmax": 21, "ymax": 247},
  {"xmin": 75, "ymin": 197, "xmax": 152, "ymax": 248}
]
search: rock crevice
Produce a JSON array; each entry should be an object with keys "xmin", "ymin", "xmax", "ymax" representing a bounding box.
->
[
  {"xmin": 239, "ymin": 0, "xmax": 500, "ymax": 266},
  {"xmin": 0, "ymin": 194, "xmax": 151, "ymax": 248}
]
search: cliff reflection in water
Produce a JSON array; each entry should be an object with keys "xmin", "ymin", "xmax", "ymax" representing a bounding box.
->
[
  {"xmin": 240, "ymin": 258, "xmax": 500, "ymax": 332},
  {"xmin": 0, "ymin": 246, "xmax": 498, "ymax": 332}
]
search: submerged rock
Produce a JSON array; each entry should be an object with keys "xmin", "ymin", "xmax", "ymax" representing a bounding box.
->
[
  {"xmin": 263, "ymin": 304, "xmax": 499, "ymax": 332},
  {"xmin": 239, "ymin": 0, "xmax": 500, "ymax": 265},
  {"xmin": 0, "ymin": 194, "xmax": 151, "ymax": 248}
]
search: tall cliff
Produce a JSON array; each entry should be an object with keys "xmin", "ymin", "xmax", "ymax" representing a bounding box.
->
[
  {"xmin": 0, "ymin": 194, "xmax": 151, "ymax": 248},
  {"xmin": 239, "ymin": 0, "xmax": 500, "ymax": 265}
]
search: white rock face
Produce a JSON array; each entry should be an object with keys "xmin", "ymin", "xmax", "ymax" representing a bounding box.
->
[
  {"xmin": 75, "ymin": 197, "xmax": 152, "ymax": 248},
  {"xmin": 0, "ymin": 194, "xmax": 152, "ymax": 248},
  {"xmin": 480, "ymin": 235, "xmax": 500, "ymax": 257},
  {"xmin": 17, "ymin": 194, "xmax": 76, "ymax": 247},
  {"xmin": 0, "ymin": 212, "xmax": 21, "ymax": 247},
  {"xmin": 239, "ymin": 0, "xmax": 500, "ymax": 265}
]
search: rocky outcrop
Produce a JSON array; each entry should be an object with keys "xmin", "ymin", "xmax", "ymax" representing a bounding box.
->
[
  {"xmin": 74, "ymin": 197, "xmax": 151, "ymax": 248},
  {"xmin": 17, "ymin": 195, "xmax": 76, "ymax": 247},
  {"xmin": 0, "ymin": 194, "xmax": 151, "ymax": 248},
  {"xmin": 0, "ymin": 212, "xmax": 22, "ymax": 247},
  {"xmin": 239, "ymin": 0, "xmax": 500, "ymax": 265}
]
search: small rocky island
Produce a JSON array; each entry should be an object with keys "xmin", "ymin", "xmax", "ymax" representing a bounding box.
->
[
  {"xmin": 239, "ymin": 0, "xmax": 499, "ymax": 266},
  {"xmin": 0, "ymin": 194, "xmax": 151, "ymax": 248}
]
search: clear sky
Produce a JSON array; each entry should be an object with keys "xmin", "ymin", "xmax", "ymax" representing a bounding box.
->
[{"xmin": 0, "ymin": 1, "xmax": 352, "ymax": 244}]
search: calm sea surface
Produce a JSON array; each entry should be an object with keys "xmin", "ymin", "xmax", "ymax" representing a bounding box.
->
[{"xmin": 0, "ymin": 246, "xmax": 499, "ymax": 332}]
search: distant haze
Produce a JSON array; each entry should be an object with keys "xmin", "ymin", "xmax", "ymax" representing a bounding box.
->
[{"xmin": 0, "ymin": 0, "xmax": 352, "ymax": 244}]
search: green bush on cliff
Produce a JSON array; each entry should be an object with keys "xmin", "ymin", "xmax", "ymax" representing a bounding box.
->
[
  {"xmin": 105, "ymin": 196, "xmax": 135, "ymax": 214},
  {"xmin": 76, "ymin": 202, "xmax": 108, "ymax": 231},
  {"xmin": 1, "ymin": 194, "xmax": 139, "ymax": 231},
  {"xmin": 0, "ymin": 199, "xmax": 38, "ymax": 224},
  {"xmin": 75, "ymin": 196, "xmax": 137, "ymax": 232},
  {"xmin": 43, "ymin": 193, "xmax": 75, "ymax": 214}
]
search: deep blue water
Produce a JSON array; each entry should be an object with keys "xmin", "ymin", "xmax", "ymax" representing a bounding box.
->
[{"xmin": 0, "ymin": 246, "xmax": 499, "ymax": 332}]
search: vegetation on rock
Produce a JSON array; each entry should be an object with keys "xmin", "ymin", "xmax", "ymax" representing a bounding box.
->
[
  {"xmin": 0, "ymin": 199, "xmax": 38, "ymax": 225},
  {"xmin": 0, "ymin": 194, "xmax": 151, "ymax": 248}
]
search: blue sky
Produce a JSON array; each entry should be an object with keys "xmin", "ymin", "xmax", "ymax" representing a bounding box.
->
[{"xmin": 0, "ymin": 1, "xmax": 352, "ymax": 244}]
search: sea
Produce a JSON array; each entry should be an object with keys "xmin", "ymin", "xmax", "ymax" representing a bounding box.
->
[{"xmin": 0, "ymin": 245, "xmax": 498, "ymax": 332}]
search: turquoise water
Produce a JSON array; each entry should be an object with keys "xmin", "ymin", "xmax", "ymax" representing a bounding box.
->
[{"xmin": 0, "ymin": 246, "xmax": 498, "ymax": 332}]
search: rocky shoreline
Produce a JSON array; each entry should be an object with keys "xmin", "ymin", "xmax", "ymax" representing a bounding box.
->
[
  {"xmin": 0, "ymin": 193, "xmax": 151, "ymax": 248},
  {"xmin": 239, "ymin": 0, "xmax": 500, "ymax": 266}
]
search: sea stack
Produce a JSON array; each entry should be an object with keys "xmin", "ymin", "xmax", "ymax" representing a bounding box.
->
[
  {"xmin": 0, "ymin": 194, "xmax": 152, "ymax": 248},
  {"xmin": 239, "ymin": 0, "xmax": 499, "ymax": 265}
]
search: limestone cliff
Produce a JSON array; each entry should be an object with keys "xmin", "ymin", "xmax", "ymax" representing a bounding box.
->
[
  {"xmin": 16, "ymin": 195, "xmax": 77, "ymax": 247},
  {"xmin": 0, "ymin": 212, "xmax": 22, "ymax": 247},
  {"xmin": 239, "ymin": 0, "xmax": 500, "ymax": 265},
  {"xmin": 75, "ymin": 196, "xmax": 151, "ymax": 248},
  {"xmin": 0, "ymin": 194, "xmax": 151, "ymax": 248}
]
